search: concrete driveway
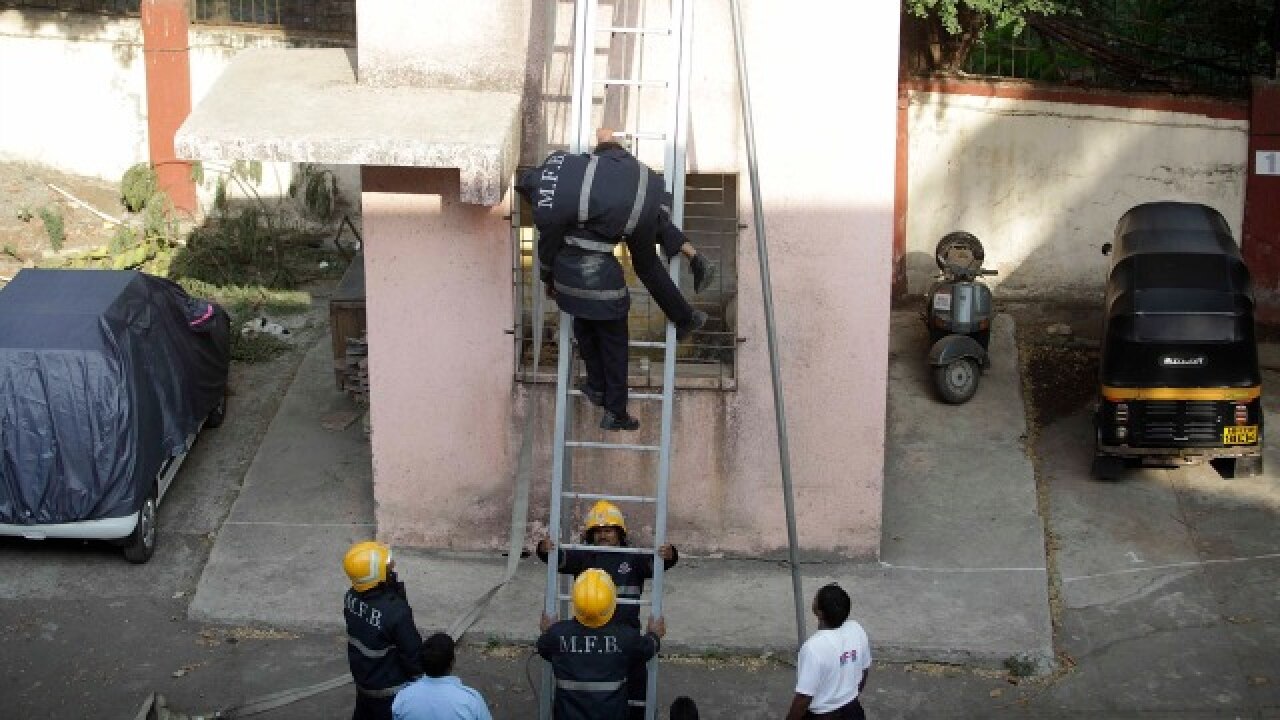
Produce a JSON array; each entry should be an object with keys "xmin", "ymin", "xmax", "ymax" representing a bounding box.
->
[{"xmin": 0, "ymin": 309, "xmax": 1277, "ymax": 719}]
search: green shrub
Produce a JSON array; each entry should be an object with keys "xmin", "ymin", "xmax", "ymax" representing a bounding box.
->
[
  {"xmin": 39, "ymin": 206, "xmax": 65, "ymax": 252},
  {"xmin": 121, "ymin": 163, "xmax": 157, "ymax": 213},
  {"xmin": 109, "ymin": 224, "xmax": 138, "ymax": 255}
]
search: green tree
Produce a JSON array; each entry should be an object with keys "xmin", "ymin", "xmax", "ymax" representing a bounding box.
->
[{"xmin": 902, "ymin": 0, "xmax": 1069, "ymax": 73}]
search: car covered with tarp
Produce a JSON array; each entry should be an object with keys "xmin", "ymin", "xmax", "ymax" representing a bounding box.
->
[{"xmin": 0, "ymin": 269, "xmax": 229, "ymax": 562}]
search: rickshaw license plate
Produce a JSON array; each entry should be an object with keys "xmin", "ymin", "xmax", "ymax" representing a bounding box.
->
[{"xmin": 1223, "ymin": 426, "xmax": 1258, "ymax": 444}]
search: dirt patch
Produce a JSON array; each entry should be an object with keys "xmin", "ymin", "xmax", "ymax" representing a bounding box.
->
[
  {"xmin": 1003, "ymin": 300, "xmax": 1103, "ymax": 426},
  {"xmin": 1021, "ymin": 341, "xmax": 1099, "ymax": 426},
  {"xmin": 0, "ymin": 162, "xmax": 124, "ymax": 277}
]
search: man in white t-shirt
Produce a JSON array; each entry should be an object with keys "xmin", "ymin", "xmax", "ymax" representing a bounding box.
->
[{"xmin": 785, "ymin": 583, "xmax": 872, "ymax": 719}]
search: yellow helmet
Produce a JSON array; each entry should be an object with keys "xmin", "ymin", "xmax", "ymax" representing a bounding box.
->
[
  {"xmin": 584, "ymin": 500, "xmax": 626, "ymax": 533},
  {"xmin": 344, "ymin": 541, "xmax": 393, "ymax": 592},
  {"xmin": 572, "ymin": 569, "xmax": 617, "ymax": 628}
]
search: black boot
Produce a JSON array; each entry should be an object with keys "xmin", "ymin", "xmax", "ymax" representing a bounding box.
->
[
  {"xmin": 690, "ymin": 254, "xmax": 717, "ymax": 294},
  {"xmin": 676, "ymin": 309, "xmax": 708, "ymax": 343},
  {"xmin": 600, "ymin": 410, "xmax": 640, "ymax": 431}
]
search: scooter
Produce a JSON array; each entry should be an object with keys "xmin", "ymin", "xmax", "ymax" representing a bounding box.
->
[{"xmin": 923, "ymin": 231, "xmax": 997, "ymax": 404}]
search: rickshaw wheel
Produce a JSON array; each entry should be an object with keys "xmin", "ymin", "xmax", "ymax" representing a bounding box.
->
[
  {"xmin": 934, "ymin": 357, "xmax": 980, "ymax": 404},
  {"xmin": 1091, "ymin": 454, "xmax": 1124, "ymax": 482}
]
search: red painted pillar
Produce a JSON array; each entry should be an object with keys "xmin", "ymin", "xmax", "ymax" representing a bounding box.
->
[
  {"xmin": 141, "ymin": 0, "xmax": 196, "ymax": 215},
  {"xmin": 1243, "ymin": 77, "xmax": 1280, "ymax": 323},
  {"xmin": 892, "ymin": 81, "xmax": 910, "ymax": 299}
]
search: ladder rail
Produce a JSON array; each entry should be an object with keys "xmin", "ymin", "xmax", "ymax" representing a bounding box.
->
[
  {"xmin": 539, "ymin": 315, "xmax": 575, "ymax": 719},
  {"xmin": 645, "ymin": 1, "xmax": 693, "ymax": 716}
]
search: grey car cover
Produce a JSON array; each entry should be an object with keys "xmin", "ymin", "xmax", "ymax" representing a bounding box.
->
[{"xmin": 0, "ymin": 269, "xmax": 229, "ymax": 525}]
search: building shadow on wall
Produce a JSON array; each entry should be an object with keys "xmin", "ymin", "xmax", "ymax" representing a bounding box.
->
[{"xmin": 902, "ymin": 88, "xmax": 1247, "ymax": 306}]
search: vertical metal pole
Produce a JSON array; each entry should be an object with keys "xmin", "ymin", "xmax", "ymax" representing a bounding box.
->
[{"xmin": 729, "ymin": 0, "xmax": 806, "ymax": 649}]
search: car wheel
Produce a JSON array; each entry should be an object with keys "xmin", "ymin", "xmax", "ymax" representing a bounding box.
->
[
  {"xmin": 122, "ymin": 485, "xmax": 158, "ymax": 564},
  {"xmin": 934, "ymin": 358, "xmax": 980, "ymax": 404},
  {"xmin": 205, "ymin": 396, "xmax": 227, "ymax": 429}
]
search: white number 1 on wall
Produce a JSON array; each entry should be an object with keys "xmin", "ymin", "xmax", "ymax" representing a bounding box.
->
[{"xmin": 1258, "ymin": 151, "xmax": 1280, "ymax": 176}]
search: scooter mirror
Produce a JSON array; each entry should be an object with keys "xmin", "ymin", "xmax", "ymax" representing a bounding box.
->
[{"xmin": 1101, "ymin": 242, "xmax": 1113, "ymax": 256}]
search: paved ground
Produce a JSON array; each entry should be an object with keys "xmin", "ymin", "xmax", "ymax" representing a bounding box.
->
[
  {"xmin": 189, "ymin": 311, "xmax": 1050, "ymax": 668},
  {"xmin": 0, "ymin": 307, "xmax": 1277, "ymax": 720}
]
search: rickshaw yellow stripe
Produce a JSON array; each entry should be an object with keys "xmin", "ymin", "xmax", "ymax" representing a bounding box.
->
[{"xmin": 1101, "ymin": 386, "xmax": 1261, "ymax": 402}]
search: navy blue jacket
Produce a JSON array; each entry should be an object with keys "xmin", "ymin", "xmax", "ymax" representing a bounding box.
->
[
  {"xmin": 537, "ymin": 618, "xmax": 660, "ymax": 720},
  {"xmin": 343, "ymin": 578, "xmax": 423, "ymax": 695},
  {"xmin": 517, "ymin": 145, "xmax": 674, "ymax": 321},
  {"xmin": 538, "ymin": 544, "xmax": 679, "ymax": 627}
]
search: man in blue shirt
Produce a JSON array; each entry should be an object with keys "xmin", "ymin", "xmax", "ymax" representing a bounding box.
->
[{"xmin": 392, "ymin": 633, "xmax": 492, "ymax": 720}]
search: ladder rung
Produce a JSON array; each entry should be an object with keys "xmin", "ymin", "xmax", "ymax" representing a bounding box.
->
[
  {"xmin": 568, "ymin": 386, "xmax": 660, "ymax": 397},
  {"xmin": 562, "ymin": 491, "xmax": 657, "ymax": 504},
  {"xmin": 560, "ymin": 543, "xmax": 656, "ymax": 554},
  {"xmin": 566, "ymin": 441, "xmax": 660, "ymax": 452},
  {"xmin": 612, "ymin": 131, "xmax": 667, "ymax": 141},
  {"xmin": 598, "ymin": 79, "xmax": 669, "ymax": 88},
  {"xmin": 601, "ymin": 26, "xmax": 671, "ymax": 35},
  {"xmin": 628, "ymin": 340, "xmax": 667, "ymax": 348},
  {"xmin": 560, "ymin": 594, "xmax": 650, "ymax": 606}
]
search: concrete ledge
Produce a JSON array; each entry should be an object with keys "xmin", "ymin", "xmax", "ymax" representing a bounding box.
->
[{"xmin": 175, "ymin": 48, "xmax": 520, "ymax": 205}]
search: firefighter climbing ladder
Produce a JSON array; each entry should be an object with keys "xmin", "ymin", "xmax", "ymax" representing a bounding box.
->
[{"xmin": 539, "ymin": 0, "xmax": 694, "ymax": 718}]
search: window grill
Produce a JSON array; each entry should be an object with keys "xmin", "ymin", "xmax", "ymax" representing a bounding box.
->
[
  {"xmin": 512, "ymin": 173, "xmax": 740, "ymax": 390},
  {"xmin": 188, "ymin": 0, "xmax": 355, "ymax": 35},
  {"xmin": 0, "ymin": 0, "xmax": 356, "ymax": 36},
  {"xmin": 0, "ymin": 0, "xmax": 140, "ymax": 13}
]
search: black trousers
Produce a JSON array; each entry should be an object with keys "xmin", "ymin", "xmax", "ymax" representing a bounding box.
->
[
  {"xmin": 351, "ymin": 693, "xmax": 393, "ymax": 720},
  {"xmin": 807, "ymin": 697, "xmax": 866, "ymax": 719},
  {"xmin": 574, "ymin": 315, "xmax": 630, "ymax": 416},
  {"xmin": 626, "ymin": 231, "xmax": 693, "ymax": 326},
  {"xmin": 627, "ymin": 656, "xmax": 648, "ymax": 720}
]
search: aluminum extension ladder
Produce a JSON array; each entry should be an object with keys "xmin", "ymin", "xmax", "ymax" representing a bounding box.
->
[{"xmin": 539, "ymin": 0, "xmax": 695, "ymax": 718}]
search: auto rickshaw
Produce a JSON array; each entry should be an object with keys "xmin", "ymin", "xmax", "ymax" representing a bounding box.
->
[{"xmin": 1092, "ymin": 202, "xmax": 1264, "ymax": 480}]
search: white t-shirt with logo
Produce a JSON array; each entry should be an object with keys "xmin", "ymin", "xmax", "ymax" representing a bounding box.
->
[{"xmin": 794, "ymin": 620, "xmax": 872, "ymax": 713}]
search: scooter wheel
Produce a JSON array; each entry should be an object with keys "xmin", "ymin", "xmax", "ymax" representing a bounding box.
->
[{"xmin": 934, "ymin": 357, "xmax": 980, "ymax": 404}]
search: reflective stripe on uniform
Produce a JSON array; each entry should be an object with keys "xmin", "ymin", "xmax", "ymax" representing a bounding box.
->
[
  {"xmin": 556, "ymin": 679, "xmax": 625, "ymax": 692},
  {"xmin": 565, "ymin": 235, "xmax": 617, "ymax": 253},
  {"xmin": 579, "ymin": 156, "xmax": 600, "ymax": 225},
  {"xmin": 347, "ymin": 636, "xmax": 393, "ymax": 659},
  {"xmin": 615, "ymin": 585, "xmax": 642, "ymax": 597},
  {"xmin": 623, "ymin": 166, "xmax": 650, "ymax": 235},
  {"xmin": 554, "ymin": 281, "xmax": 628, "ymax": 301},
  {"xmin": 357, "ymin": 682, "xmax": 406, "ymax": 698},
  {"xmin": 628, "ymin": 700, "xmax": 647, "ymax": 707}
]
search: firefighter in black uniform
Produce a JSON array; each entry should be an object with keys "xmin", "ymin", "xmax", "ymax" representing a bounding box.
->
[
  {"xmin": 342, "ymin": 541, "xmax": 424, "ymax": 720},
  {"xmin": 538, "ymin": 569, "xmax": 666, "ymax": 720},
  {"xmin": 536, "ymin": 500, "xmax": 678, "ymax": 720},
  {"xmin": 516, "ymin": 129, "xmax": 708, "ymax": 432}
]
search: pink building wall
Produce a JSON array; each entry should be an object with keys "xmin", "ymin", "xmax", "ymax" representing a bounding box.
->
[
  {"xmin": 362, "ymin": 167, "xmax": 515, "ymax": 546},
  {"xmin": 364, "ymin": 1, "xmax": 900, "ymax": 557}
]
